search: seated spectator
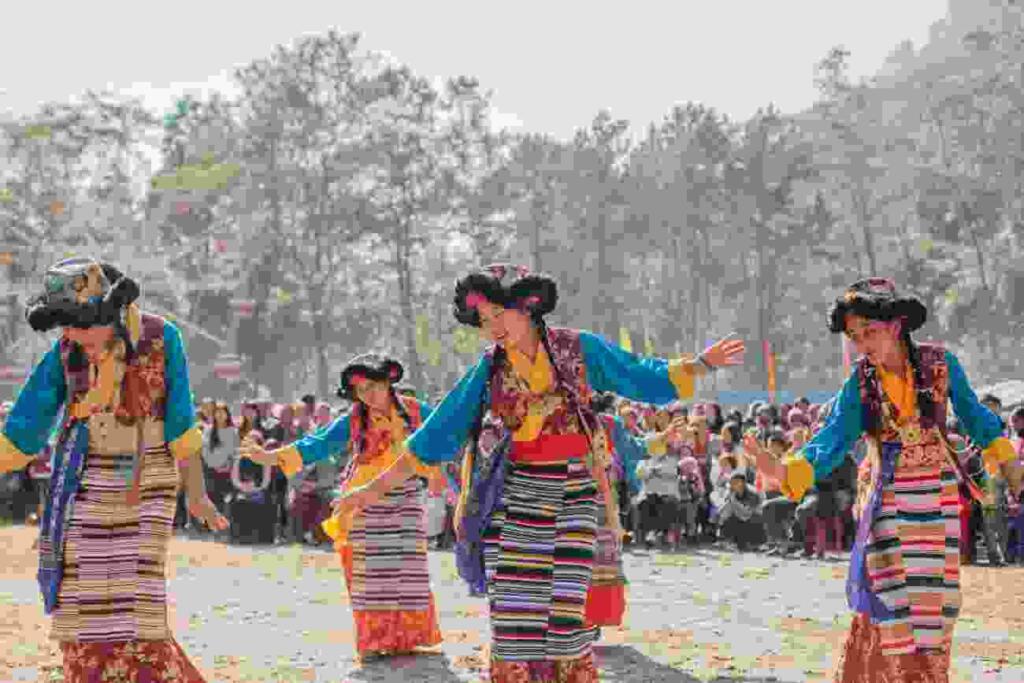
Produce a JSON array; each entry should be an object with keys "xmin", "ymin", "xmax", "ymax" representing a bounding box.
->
[
  {"xmin": 677, "ymin": 446, "xmax": 705, "ymax": 546},
  {"xmin": 202, "ymin": 402, "xmax": 238, "ymax": 517},
  {"xmin": 229, "ymin": 437, "xmax": 276, "ymax": 544},
  {"xmin": 635, "ymin": 442, "xmax": 682, "ymax": 549},
  {"xmin": 745, "ymin": 430, "xmax": 796, "ymax": 555},
  {"xmin": 717, "ymin": 472, "xmax": 765, "ymax": 551}
]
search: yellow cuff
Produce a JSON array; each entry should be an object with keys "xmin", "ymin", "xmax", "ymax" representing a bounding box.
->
[
  {"xmin": 169, "ymin": 424, "xmax": 203, "ymax": 464},
  {"xmin": 277, "ymin": 445, "xmax": 303, "ymax": 478},
  {"xmin": 0, "ymin": 433, "xmax": 34, "ymax": 475},
  {"xmin": 982, "ymin": 437, "xmax": 1016, "ymax": 475},
  {"xmin": 667, "ymin": 354, "xmax": 698, "ymax": 400},
  {"xmin": 780, "ymin": 453, "xmax": 814, "ymax": 502}
]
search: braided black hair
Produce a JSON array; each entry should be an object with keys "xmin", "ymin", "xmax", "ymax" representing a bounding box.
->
[
  {"xmin": 901, "ymin": 329, "xmax": 935, "ymax": 428},
  {"xmin": 351, "ymin": 386, "xmax": 414, "ymax": 458}
]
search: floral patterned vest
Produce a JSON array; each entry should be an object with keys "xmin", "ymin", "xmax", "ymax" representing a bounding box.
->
[
  {"xmin": 336, "ymin": 395, "xmax": 424, "ymax": 490},
  {"xmin": 486, "ymin": 327, "xmax": 597, "ymax": 439},
  {"xmin": 58, "ymin": 312, "xmax": 169, "ymax": 422}
]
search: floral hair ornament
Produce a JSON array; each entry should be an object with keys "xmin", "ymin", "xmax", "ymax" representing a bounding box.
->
[
  {"xmin": 516, "ymin": 294, "xmax": 542, "ymax": 311},
  {"xmin": 464, "ymin": 292, "xmax": 490, "ymax": 310},
  {"xmin": 348, "ymin": 373, "xmax": 368, "ymax": 387}
]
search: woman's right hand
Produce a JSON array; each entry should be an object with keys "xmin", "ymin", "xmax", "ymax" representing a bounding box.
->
[{"xmin": 239, "ymin": 436, "xmax": 277, "ymax": 467}]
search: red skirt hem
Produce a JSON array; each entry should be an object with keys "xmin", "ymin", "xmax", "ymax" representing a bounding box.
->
[{"xmin": 584, "ymin": 583, "xmax": 625, "ymax": 627}]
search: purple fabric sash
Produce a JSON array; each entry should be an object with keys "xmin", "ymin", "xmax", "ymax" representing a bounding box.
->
[
  {"xmin": 846, "ymin": 440, "xmax": 899, "ymax": 620},
  {"xmin": 454, "ymin": 432, "xmax": 510, "ymax": 596},
  {"xmin": 37, "ymin": 419, "xmax": 88, "ymax": 614}
]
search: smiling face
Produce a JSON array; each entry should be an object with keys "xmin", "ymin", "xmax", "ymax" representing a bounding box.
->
[
  {"xmin": 354, "ymin": 378, "xmax": 392, "ymax": 414},
  {"xmin": 844, "ymin": 314, "xmax": 902, "ymax": 366},
  {"xmin": 476, "ymin": 300, "xmax": 535, "ymax": 350}
]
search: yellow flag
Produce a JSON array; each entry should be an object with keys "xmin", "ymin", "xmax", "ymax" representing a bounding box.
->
[
  {"xmin": 618, "ymin": 327, "xmax": 633, "ymax": 352},
  {"xmin": 427, "ymin": 339, "xmax": 442, "ymax": 367},
  {"xmin": 453, "ymin": 327, "xmax": 479, "ymax": 354},
  {"xmin": 644, "ymin": 336, "xmax": 655, "ymax": 356},
  {"xmin": 415, "ymin": 315, "xmax": 430, "ymax": 354}
]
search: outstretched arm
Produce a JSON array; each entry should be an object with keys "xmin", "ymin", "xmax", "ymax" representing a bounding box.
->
[
  {"xmin": 580, "ymin": 332, "xmax": 744, "ymax": 406},
  {"xmin": 1, "ymin": 341, "xmax": 66, "ymax": 475},
  {"xmin": 746, "ymin": 372, "xmax": 863, "ymax": 502},
  {"xmin": 946, "ymin": 351, "xmax": 1022, "ymax": 496},
  {"xmin": 333, "ymin": 355, "xmax": 492, "ymax": 513},
  {"xmin": 164, "ymin": 321, "xmax": 227, "ymax": 531}
]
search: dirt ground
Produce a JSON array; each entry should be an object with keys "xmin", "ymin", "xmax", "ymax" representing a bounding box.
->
[{"xmin": 1, "ymin": 524, "xmax": 1022, "ymax": 682}]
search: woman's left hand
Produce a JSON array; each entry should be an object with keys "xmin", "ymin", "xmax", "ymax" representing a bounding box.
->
[
  {"xmin": 702, "ymin": 336, "xmax": 746, "ymax": 368},
  {"xmin": 188, "ymin": 495, "xmax": 228, "ymax": 531},
  {"xmin": 331, "ymin": 486, "xmax": 368, "ymax": 518}
]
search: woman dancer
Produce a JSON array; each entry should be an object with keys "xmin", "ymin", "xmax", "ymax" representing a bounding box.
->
[
  {"xmin": 241, "ymin": 354, "xmax": 445, "ymax": 657},
  {"xmin": 329, "ymin": 264, "xmax": 744, "ymax": 682},
  {"xmin": 0, "ymin": 257, "xmax": 225, "ymax": 681},
  {"xmin": 747, "ymin": 277, "xmax": 1022, "ymax": 682}
]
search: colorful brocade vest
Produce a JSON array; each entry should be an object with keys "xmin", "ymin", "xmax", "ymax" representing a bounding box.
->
[
  {"xmin": 485, "ymin": 327, "xmax": 598, "ymax": 442},
  {"xmin": 58, "ymin": 312, "xmax": 170, "ymax": 423},
  {"xmin": 336, "ymin": 395, "xmax": 424, "ymax": 490}
]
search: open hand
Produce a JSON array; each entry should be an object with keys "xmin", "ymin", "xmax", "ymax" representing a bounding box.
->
[
  {"xmin": 188, "ymin": 496, "xmax": 229, "ymax": 532},
  {"xmin": 702, "ymin": 336, "xmax": 745, "ymax": 368},
  {"xmin": 240, "ymin": 436, "xmax": 276, "ymax": 467}
]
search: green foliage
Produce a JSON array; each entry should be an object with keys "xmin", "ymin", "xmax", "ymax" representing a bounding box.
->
[{"xmin": 2, "ymin": 19, "xmax": 1022, "ymax": 394}]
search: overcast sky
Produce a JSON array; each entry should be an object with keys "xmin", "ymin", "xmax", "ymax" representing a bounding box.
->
[{"xmin": 2, "ymin": 1, "xmax": 947, "ymax": 139}]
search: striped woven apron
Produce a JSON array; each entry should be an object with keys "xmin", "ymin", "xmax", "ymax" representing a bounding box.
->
[
  {"xmin": 483, "ymin": 434, "xmax": 599, "ymax": 663},
  {"xmin": 848, "ymin": 400, "xmax": 961, "ymax": 656},
  {"xmin": 51, "ymin": 419, "xmax": 180, "ymax": 643},
  {"xmin": 339, "ymin": 475, "xmax": 442, "ymax": 654}
]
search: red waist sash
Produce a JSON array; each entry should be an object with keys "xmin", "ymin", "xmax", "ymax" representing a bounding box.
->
[{"xmin": 510, "ymin": 433, "xmax": 589, "ymax": 464}]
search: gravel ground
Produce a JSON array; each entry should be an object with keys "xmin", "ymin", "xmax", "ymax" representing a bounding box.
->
[{"xmin": 1, "ymin": 524, "xmax": 1022, "ymax": 682}]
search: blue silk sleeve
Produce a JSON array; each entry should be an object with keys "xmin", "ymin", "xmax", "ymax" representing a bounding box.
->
[
  {"xmin": 163, "ymin": 322, "xmax": 199, "ymax": 445},
  {"xmin": 2, "ymin": 340, "xmax": 66, "ymax": 455},
  {"xmin": 579, "ymin": 330, "xmax": 681, "ymax": 405},
  {"xmin": 406, "ymin": 354, "xmax": 492, "ymax": 464},
  {"xmin": 946, "ymin": 351, "xmax": 1004, "ymax": 448},
  {"xmin": 294, "ymin": 414, "xmax": 351, "ymax": 465},
  {"xmin": 798, "ymin": 372, "xmax": 864, "ymax": 482}
]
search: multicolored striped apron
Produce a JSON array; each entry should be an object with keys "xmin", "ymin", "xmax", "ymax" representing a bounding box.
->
[
  {"xmin": 51, "ymin": 424, "xmax": 180, "ymax": 642},
  {"xmin": 482, "ymin": 434, "xmax": 600, "ymax": 682},
  {"xmin": 339, "ymin": 476, "xmax": 442, "ymax": 654},
  {"xmin": 838, "ymin": 345, "xmax": 960, "ymax": 681}
]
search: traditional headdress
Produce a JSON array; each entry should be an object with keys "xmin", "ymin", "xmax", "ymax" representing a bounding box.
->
[
  {"xmin": 24, "ymin": 257, "xmax": 140, "ymax": 332},
  {"xmin": 452, "ymin": 263, "xmax": 558, "ymax": 327},
  {"xmin": 827, "ymin": 277, "xmax": 927, "ymax": 334},
  {"xmin": 337, "ymin": 353, "xmax": 404, "ymax": 400}
]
